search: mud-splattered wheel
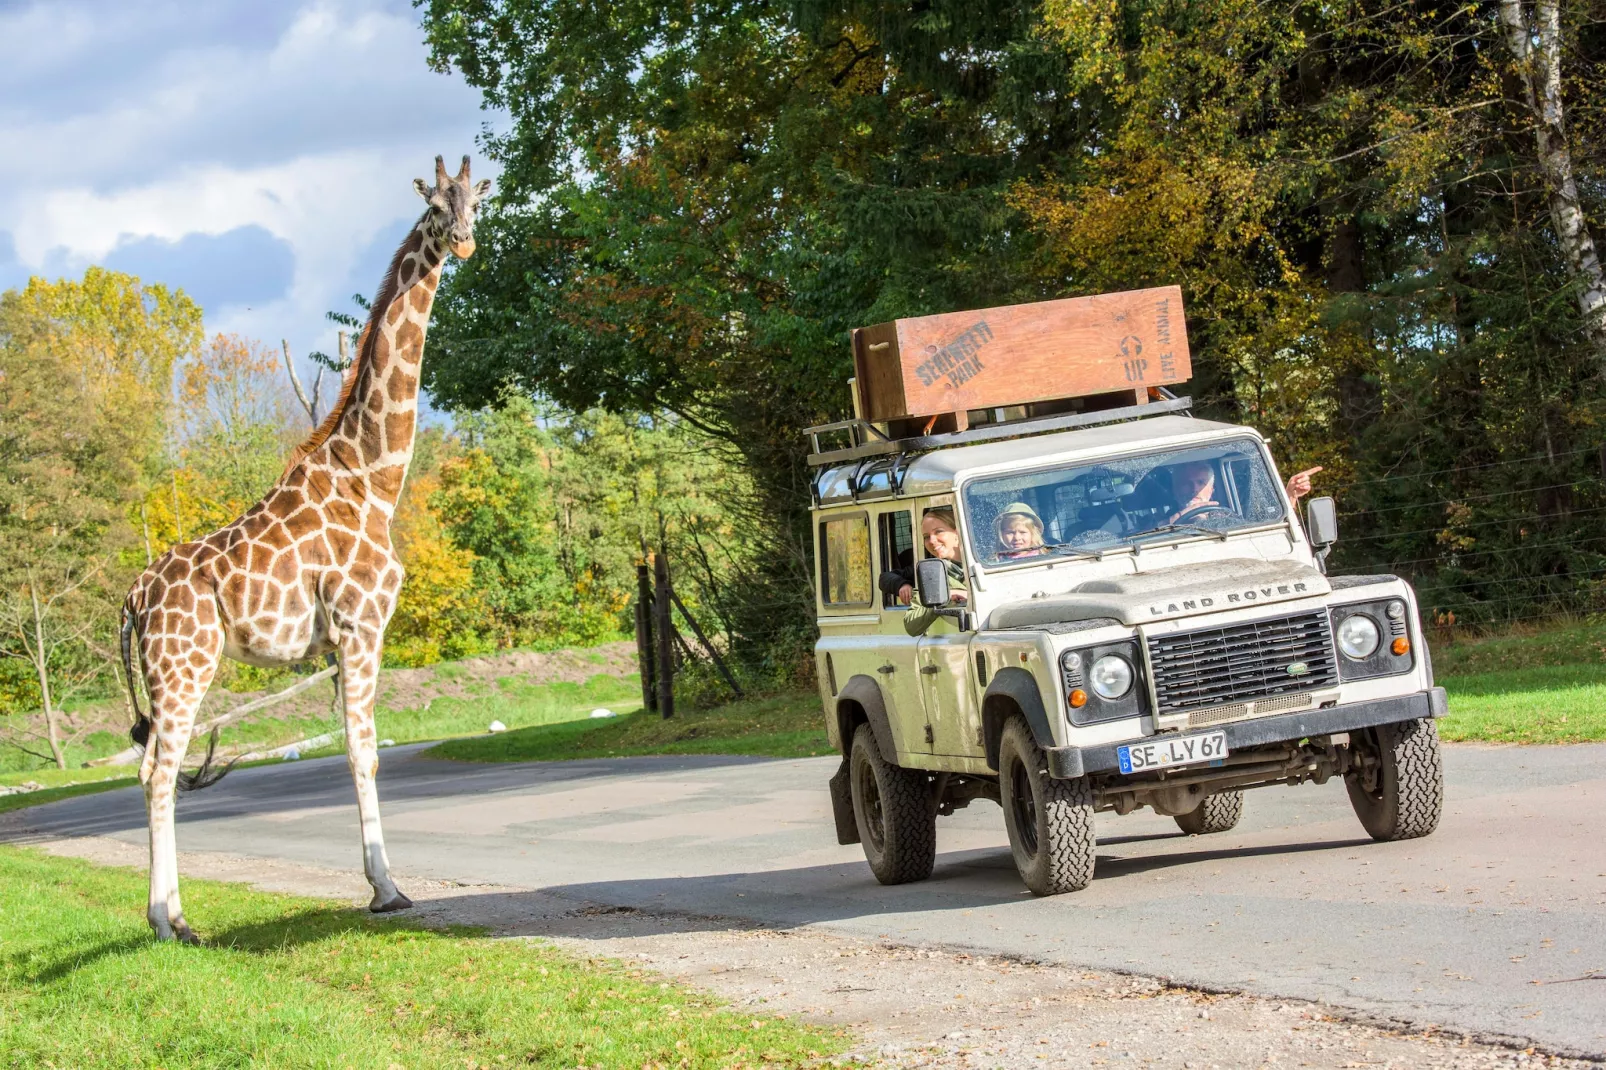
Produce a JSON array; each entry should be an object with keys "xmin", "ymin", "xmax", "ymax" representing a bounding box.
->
[
  {"xmin": 1346, "ymin": 718, "xmax": 1443, "ymax": 841},
  {"xmin": 849, "ymin": 725, "xmax": 935, "ymax": 885},
  {"xmin": 998, "ymin": 717, "xmax": 1096, "ymax": 895},
  {"xmin": 1174, "ymin": 790, "xmax": 1244, "ymax": 835}
]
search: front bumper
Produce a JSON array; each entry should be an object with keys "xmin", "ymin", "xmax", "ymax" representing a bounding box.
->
[{"xmin": 1045, "ymin": 687, "xmax": 1448, "ymax": 780}]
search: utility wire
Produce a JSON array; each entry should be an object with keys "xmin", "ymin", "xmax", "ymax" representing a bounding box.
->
[
  {"xmin": 1341, "ymin": 503, "xmax": 1606, "ymax": 543},
  {"xmin": 1340, "ymin": 479, "xmax": 1595, "ymax": 516},
  {"xmin": 1318, "ymin": 444, "xmax": 1603, "ymax": 494}
]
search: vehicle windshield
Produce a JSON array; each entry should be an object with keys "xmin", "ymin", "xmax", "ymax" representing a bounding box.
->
[{"xmin": 961, "ymin": 438, "xmax": 1287, "ymax": 567}]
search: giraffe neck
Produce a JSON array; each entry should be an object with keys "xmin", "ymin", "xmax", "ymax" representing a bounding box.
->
[{"xmin": 301, "ymin": 216, "xmax": 445, "ymax": 509}]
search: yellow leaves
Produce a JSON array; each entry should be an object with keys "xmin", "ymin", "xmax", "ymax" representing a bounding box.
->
[
  {"xmin": 387, "ymin": 473, "xmax": 484, "ymax": 667},
  {"xmin": 1010, "ymin": 148, "xmax": 1269, "ymax": 293}
]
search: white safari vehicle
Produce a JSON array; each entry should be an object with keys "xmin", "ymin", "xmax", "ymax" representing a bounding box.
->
[{"xmin": 808, "ymin": 394, "xmax": 1447, "ymax": 895}]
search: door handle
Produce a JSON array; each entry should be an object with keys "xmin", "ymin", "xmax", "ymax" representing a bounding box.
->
[
  {"xmin": 919, "ymin": 665, "xmax": 940, "ymax": 675},
  {"xmin": 877, "ymin": 664, "xmax": 896, "ymax": 674}
]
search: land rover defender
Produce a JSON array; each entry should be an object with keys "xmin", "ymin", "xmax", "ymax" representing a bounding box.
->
[{"xmin": 808, "ymin": 392, "xmax": 1447, "ymax": 896}]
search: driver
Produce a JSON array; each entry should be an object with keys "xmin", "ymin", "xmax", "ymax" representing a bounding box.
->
[{"xmin": 1167, "ymin": 459, "xmax": 1225, "ymax": 523}]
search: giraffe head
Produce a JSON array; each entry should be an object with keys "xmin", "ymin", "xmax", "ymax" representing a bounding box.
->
[{"xmin": 413, "ymin": 155, "xmax": 491, "ymax": 259}]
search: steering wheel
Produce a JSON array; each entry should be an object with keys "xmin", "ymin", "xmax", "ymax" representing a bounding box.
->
[{"xmin": 1173, "ymin": 504, "xmax": 1231, "ymax": 525}]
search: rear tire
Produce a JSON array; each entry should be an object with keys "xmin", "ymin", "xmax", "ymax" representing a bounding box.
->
[
  {"xmin": 1345, "ymin": 718, "xmax": 1443, "ymax": 841},
  {"xmin": 998, "ymin": 717, "xmax": 1096, "ymax": 895},
  {"xmin": 849, "ymin": 725, "xmax": 936, "ymax": 885},
  {"xmin": 1174, "ymin": 790, "xmax": 1244, "ymax": 835}
]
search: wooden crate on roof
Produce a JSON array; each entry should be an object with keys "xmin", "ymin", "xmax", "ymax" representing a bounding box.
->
[{"xmin": 850, "ymin": 285, "xmax": 1190, "ymax": 430}]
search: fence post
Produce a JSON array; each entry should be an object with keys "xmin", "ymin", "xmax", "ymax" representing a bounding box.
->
[
  {"xmin": 634, "ymin": 562, "xmax": 657, "ymax": 713},
  {"xmin": 654, "ymin": 552, "xmax": 675, "ymax": 719}
]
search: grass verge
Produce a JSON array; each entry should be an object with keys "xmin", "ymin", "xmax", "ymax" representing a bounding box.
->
[
  {"xmin": 0, "ymin": 846, "xmax": 844, "ymax": 1068},
  {"xmin": 1440, "ymin": 664, "xmax": 1606, "ymax": 744},
  {"xmin": 1433, "ymin": 620, "xmax": 1606, "ymax": 743},
  {"xmin": 427, "ymin": 691, "xmax": 833, "ymax": 763}
]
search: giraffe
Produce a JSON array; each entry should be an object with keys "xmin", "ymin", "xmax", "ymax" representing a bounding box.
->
[{"xmin": 119, "ymin": 156, "xmax": 490, "ymax": 942}]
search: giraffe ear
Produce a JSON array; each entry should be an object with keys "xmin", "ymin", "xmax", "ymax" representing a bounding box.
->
[
  {"xmin": 473, "ymin": 179, "xmax": 492, "ymax": 200},
  {"xmin": 413, "ymin": 177, "xmax": 431, "ymax": 200}
]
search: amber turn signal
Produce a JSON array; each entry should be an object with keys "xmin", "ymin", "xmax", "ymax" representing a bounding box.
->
[
  {"xmin": 1391, "ymin": 637, "xmax": 1410, "ymax": 656},
  {"xmin": 1068, "ymin": 688, "xmax": 1088, "ymax": 708}
]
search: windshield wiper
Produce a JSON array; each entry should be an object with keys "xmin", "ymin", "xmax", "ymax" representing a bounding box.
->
[
  {"xmin": 1038, "ymin": 542, "xmax": 1108, "ymax": 560},
  {"xmin": 1124, "ymin": 523, "xmax": 1230, "ymax": 544}
]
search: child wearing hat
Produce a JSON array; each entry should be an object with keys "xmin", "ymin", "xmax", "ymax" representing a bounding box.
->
[{"xmin": 994, "ymin": 502, "xmax": 1048, "ymax": 560}]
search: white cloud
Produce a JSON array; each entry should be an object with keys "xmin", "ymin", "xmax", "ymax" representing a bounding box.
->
[{"xmin": 1, "ymin": 0, "xmax": 501, "ymax": 391}]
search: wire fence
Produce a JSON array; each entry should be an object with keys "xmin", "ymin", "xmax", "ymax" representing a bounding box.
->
[{"xmin": 1317, "ymin": 444, "xmax": 1603, "ymax": 495}]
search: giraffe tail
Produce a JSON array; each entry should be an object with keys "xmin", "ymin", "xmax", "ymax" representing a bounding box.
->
[
  {"xmin": 122, "ymin": 602, "xmax": 152, "ymax": 751},
  {"xmin": 177, "ymin": 727, "xmax": 239, "ymax": 793}
]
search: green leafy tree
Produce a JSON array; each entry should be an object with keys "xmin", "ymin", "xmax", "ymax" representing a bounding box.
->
[
  {"xmin": 0, "ymin": 270, "xmax": 195, "ymax": 764},
  {"xmin": 422, "ymin": 0, "xmax": 1606, "ymax": 637}
]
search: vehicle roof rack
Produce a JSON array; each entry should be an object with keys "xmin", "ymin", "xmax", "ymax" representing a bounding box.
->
[{"xmin": 804, "ymin": 391, "xmax": 1193, "ymax": 468}]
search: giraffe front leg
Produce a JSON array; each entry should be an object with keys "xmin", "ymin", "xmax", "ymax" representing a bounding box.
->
[{"xmin": 338, "ymin": 644, "xmax": 411, "ymax": 912}]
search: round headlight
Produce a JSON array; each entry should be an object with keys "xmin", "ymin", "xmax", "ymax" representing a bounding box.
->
[
  {"xmin": 1337, "ymin": 614, "xmax": 1381, "ymax": 659},
  {"xmin": 1089, "ymin": 654, "xmax": 1134, "ymax": 700}
]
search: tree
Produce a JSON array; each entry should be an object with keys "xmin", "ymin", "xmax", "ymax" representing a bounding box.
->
[
  {"xmin": 420, "ymin": 0, "xmax": 1606, "ymax": 639},
  {"xmin": 1497, "ymin": 0, "xmax": 1606, "ymax": 360},
  {"xmin": 175, "ymin": 333, "xmax": 300, "ymax": 508},
  {"xmin": 0, "ymin": 270, "xmax": 192, "ymax": 764}
]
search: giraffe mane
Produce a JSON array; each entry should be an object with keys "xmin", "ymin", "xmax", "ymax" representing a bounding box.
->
[{"xmin": 282, "ymin": 211, "xmax": 428, "ymax": 475}]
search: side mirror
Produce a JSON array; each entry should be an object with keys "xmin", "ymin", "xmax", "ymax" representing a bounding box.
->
[
  {"xmin": 1306, "ymin": 496, "xmax": 1338, "ymax": 548},
  {"xmin": 915, "ymin": 558, "xmax": 951, "ymax": 607},
  {"xmin": 1305, "ymin": 496, "xmax": 1337, "ymax": 573}
]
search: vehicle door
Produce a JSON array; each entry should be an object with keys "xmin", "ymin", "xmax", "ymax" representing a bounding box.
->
[
  {"xmin": 872, "ymin": 506, "xmax": 929, "ymax": 750},
  {"xmin": 917, "ymin": 615, "xmax": 982, "ymax": 758}
]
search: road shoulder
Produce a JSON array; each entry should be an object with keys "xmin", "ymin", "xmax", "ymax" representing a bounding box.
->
[{"xmin": 27, "ymin": 834, "xmax": 1591, "ymax": 1069}]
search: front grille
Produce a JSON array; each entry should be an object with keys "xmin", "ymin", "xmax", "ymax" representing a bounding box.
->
[{"xmin": 1148, "ymin": 611, "xmax": 1337, "ymax": 713}]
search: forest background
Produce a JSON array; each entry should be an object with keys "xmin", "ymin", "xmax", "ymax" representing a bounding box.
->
[{"xmin": 4, "ymin": 0, "xmax": 1605, "ymax": 769}]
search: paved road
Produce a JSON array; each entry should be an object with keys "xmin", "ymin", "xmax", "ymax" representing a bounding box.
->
[{"xmin": 6, "ymin": 743, "xmax": 1604, "ymax": 1056}]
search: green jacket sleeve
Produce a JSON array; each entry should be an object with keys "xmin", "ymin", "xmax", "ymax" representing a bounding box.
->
[{"xmin": 903, "ymin": 564, "xmax": 968, "ymax": 637}]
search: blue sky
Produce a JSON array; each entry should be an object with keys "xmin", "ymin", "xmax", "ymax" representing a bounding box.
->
[{"xmin": 0, "ymin": 0, "xmax": 499, "ymax": 400}]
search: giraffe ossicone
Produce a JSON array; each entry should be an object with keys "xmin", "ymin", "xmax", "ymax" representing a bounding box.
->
[{"xmin": 120, "ymin": 155, "xmax": 490, "ymax": 942}]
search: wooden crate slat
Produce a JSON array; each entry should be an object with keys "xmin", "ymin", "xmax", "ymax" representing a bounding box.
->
[{"xmin": 851, "ymin": 285, "xmax": 1190, "ymax": 422}]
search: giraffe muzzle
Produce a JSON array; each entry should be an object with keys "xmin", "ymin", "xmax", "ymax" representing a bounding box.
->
[{"xmin": 450, "ymin": 237, "xmax": 477, "ymax": 259}]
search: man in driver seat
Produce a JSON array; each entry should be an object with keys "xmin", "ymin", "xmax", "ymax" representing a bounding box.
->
[
  {"xmin": 1166, "ymin": 458, "xmax": 1324, "ymax": 523},
  {"xmin": 1167, "ymin": 459, "xmax": 1227, "ymax": 523}
]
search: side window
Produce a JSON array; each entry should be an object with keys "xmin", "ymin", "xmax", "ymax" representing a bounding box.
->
[
  {"xmin": 819, "ymin": 512, "xmax": 873, "ymax": 607},
  {"xmin": 877, "ymin": 510, "xmax": 914, "ymax": 608}
]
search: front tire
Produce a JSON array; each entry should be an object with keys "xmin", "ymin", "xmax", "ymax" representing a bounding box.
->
[
  {"xmin": 998, "ymin": 717, "xmax": 1096, "ymax": 895},
  {"xmin": 849, "ymin": 725, "xmax": 935, "ymax": 885},
  {"xmin": 1174, "ymin": 790, "xmax": 1244, "ymax": 835},
  {"xmin": 1346, "ymin": 718, "xmax": 1443, "ymax": 841}
]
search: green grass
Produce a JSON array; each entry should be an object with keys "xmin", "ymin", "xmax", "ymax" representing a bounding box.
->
[
  {"xmin": 1431, "ymin": 618, "xmax": 1606, "ymax": 676},
  {"xmin": 1440, "ymin": 664, "xmax": 1606, "ymax": 744},
  {"xmin": 427, "ymin": 691, "xmax": 833, "ymax": 764},
  {"xmin": 1432, "ymin": 620, "xmax": 1606, "ymax": 743},
  {"xmin": 0, "ymin": 846, "xmax": 843, "ymax": 1069}
]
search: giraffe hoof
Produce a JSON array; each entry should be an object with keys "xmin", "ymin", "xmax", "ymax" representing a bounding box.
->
[
  {"xmin": 370, "ymin": 890, "xmax": 414, "ymax": 913},
  {"xmin": 175, "ymin": 927, "xmax": 202, "ymax": 947}
]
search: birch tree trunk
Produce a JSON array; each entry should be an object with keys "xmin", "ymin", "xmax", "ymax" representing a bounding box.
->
[
  {"xmin": 26, "ymin": 577, "xmax": 67, "ymax": 770},
  {"xmin": 1498, "ymin": 0, "xmax": 1606, "ymax": 361}
]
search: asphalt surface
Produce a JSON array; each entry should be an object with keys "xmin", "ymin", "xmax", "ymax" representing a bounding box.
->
[{"xmin": 5, "ymin": 742, "xmax": 1604, "ymax": 1057}]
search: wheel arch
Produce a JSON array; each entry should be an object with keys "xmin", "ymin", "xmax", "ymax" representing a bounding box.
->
[
  {"xmin": 982, "ymin": 666, "xmax": 1056, "ymax": 771},
  {"xmin": 835, "ymin": 674, "xmax": 898, "ymax": 765}
]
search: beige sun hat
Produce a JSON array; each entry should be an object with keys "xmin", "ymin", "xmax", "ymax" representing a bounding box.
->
[{"xmin": 994, "ymin": 501, "xmax": 1044, "ymax": 534}]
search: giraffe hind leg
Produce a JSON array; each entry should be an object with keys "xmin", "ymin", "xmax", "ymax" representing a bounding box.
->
[{"xmin": 140, "ymin": 631, "xmax": 221, "ymax": 943}]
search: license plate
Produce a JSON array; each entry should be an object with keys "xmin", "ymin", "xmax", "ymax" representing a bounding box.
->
[{"xmin": 1117, "ymin": 731, "xmax": 1229, "ymax": 775}]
